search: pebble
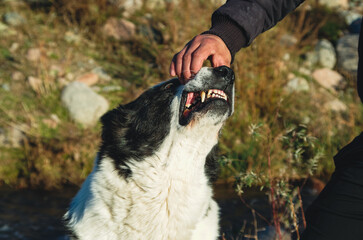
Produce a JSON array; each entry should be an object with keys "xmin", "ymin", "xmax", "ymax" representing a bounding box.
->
[
  {"xmin": 11, "ymin": 71, "xmax": 25, "ymax": 81},
  {"xmin": 26, "ymin": 48, "xmax": 41, "ymax": 62}
]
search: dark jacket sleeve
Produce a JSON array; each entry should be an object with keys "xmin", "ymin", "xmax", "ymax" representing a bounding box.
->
[{"xmin": 203, "ymin": 0, "xmax": 305, "ymax": 59}]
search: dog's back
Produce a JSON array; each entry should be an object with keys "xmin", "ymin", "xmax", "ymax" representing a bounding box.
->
[{"xmin": 64, "ymin": 66, "xmax": 235, "ymax": 240}]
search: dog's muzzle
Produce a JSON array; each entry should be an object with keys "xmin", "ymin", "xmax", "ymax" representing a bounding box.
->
[{"xmin": 179, "ymin": 66, "xmax": 235, "ymax": 126}]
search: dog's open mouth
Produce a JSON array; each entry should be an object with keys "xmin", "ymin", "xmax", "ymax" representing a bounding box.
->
[{"xmin": 179, "ymin": 89, "xmax": 230, "ymax": 125}]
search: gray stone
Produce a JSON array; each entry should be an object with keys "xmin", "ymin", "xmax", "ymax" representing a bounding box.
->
[
  {"xmin": 3, "ymin": 12, "xmax": 25, "ymax": 26},
  {"xmin": 303, "ymin": 51, "xmax": 318, "ymax": 68},
  {"xmin": 61, "ymin": 81, "xmax": 109, "ymax": 127},
  {"xmin": 2, "ymin": 83, "xmax": 10, "ymax": 91},
  {"xmin": 315, "ymin": 39, "xmax": 336, "ymax": 69},
  {"xmin": 336, "ymin": 34, "xmax": 359, "ymax": 75},
  {"xmin": 285, "ymin": 77, "xmax": 310, "ymax": 93}
]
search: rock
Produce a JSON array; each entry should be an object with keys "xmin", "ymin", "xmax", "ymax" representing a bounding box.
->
[
  {"xmin": 312, "ymin": 68, "xmax": 344, "ymax": 91},
  {"xmin": 92, "ymin": 67, "xmax": 111, "ymax": 81},
  {"xmin": 102, "ymin": 18, "xmax": 136, "ymax": 41},
  {"xmin": 318, "ymin": 0, "xmax": 348, "ymax": 8},
  {"xmin": 2, "ymin": 83, "xmax": 10, "ymax": 91},
  {"xmin": 285, "ymin": 77, "xmax": 310, "ymax": 93},
  {"xmin": 28, "ymin": 76, "xmax": 42, "ymax": 93},
  {"xmin": 349, "ymin": 18, "xmax": 362, "ymax": 34},
  {"xmin": 76, "ymin": 73, "xmax": 99, "ymax": 86},
  {"xmin": 324, "ymin": 98, "xmax": 347, "ymax": 112},
  {"xmin": 303, "ymin": 51, "xmax": 318, "ymax": 68},
  {"xmin": 3, "ymin": 12, "xmax": 26, "ymax": 26},
  {"xmin": 61, "ymin": 82, "xmax": 109, "ymax": 126},
  {"xmin": 340, "ymin": 10, "xmax": 362, "ymax": 25},
  {"xmin": 26, "ymin": 48, "xmax": 41, "ymax": 62},
  {"xmin": 279, "ymin": 34, "xmax": 298, "ymax": 47},
  {"xmin": 11, "ymin": 71, "xmax": 25, "ymax": 81},
  {"xmin": 315, "ymin": 39, "xmax": 336, "ymax": 69},
  {"xmin": 0, "ymin": 224, "xmax": 11, "ymax": 232},
  {"xmin": 336, "ymin": 34, "xmax": 359, "ymax": 75}
]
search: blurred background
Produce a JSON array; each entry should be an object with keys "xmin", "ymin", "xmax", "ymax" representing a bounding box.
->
[{"xmin": 0, "ymin": 0, "xmax": 362, "ymax": 239}]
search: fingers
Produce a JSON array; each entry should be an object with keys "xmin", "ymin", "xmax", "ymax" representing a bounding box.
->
[{"xmin": 170, "ymin": 34, "xmax": 232, "ymax": 84}]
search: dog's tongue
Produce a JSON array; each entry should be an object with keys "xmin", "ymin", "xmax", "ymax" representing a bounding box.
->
[{"xmin": 186, "ymin": 92, "xmax": 195, "ymax": 106}]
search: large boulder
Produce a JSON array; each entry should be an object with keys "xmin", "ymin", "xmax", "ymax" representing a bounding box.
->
[
  {"xmin": 61, "ymin": 82, "xmax": 109, "ymax": 127},
  {"xmin": 336, "ymin": 34, "xmax": 359, "ymax": 75},
  {"xmin": 315, "ymin": 39, "xmax": 336, "ymax": 69}
]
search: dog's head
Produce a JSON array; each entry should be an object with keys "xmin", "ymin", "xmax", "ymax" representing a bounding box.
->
[{"xmin": 99, "ymin": 66, "xmax": 234, "ymax": 178}]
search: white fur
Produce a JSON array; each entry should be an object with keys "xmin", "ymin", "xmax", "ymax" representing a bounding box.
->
[{"xmin": 65, "ymin": 69, "xmax": 231, "ymax": 240}]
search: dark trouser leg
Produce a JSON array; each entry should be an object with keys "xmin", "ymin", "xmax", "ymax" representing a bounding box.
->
[{"xmin": 301, "ymin": 133, "xmax": 363, "ymax": 240}]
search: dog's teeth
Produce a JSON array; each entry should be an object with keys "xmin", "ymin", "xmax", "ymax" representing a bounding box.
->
[
  {"xmin": 186, "ymin": 103, "xmax": 191, "ymax": 108},
  {"xmin": 201, "ymin": 91, "xmax": 206, "ymax": 103}
]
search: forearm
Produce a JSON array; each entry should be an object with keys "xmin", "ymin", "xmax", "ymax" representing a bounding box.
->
[{"xmin": 204, "ymin": 0, "xmax": 305, "ymax": 58}]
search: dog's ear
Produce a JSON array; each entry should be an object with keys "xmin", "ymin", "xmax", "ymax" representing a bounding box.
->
[
  {"xmin": 101, "ymin": 105, "xmax": 128, "ymax": 128},
  {"xmin": 100, "ymin": 105, "xmax": 130, "ymax": 143}
]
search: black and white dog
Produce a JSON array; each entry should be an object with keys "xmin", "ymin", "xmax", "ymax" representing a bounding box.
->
[{"xmin": 64, "ymin": 66, "xmax": 235, "ymax": 240}]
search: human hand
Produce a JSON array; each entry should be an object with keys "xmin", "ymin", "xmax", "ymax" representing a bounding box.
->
[{"xmin": 169, "ymin": 34, "xmax": 232, "ymax": 84}]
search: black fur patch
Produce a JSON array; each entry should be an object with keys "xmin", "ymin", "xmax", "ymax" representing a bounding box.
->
[
  {"xmin": 99, "ymin": 79, "xmax": 181, "ymax": 178},
  {"xmin": 205, "ymin": 145, "xmax": 220, "ymax": 184}
]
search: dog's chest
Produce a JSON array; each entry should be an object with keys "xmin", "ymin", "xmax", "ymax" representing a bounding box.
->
[{"xmin": 123, "ymin": 160, "xmax": 212, "ymax": 239}]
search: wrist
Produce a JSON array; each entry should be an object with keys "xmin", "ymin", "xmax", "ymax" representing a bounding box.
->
[{"xmin": 202, "ymin": 14, "xmax": 248, "ymax": 62}]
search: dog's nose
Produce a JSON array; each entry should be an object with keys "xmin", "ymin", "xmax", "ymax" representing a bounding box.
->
[{"xmin": 213, "ymin": 66, "xmax": 234, "ymax": 83}]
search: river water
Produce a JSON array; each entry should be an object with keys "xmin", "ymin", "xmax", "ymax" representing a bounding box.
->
[{"xmin": 0, "ymin": 183, "xmax": 318, "ymax": 240}]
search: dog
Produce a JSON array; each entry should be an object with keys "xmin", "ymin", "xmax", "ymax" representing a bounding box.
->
[{"xmin": 64, "ymin": 66, "xmax": 235, "ymax": 240}]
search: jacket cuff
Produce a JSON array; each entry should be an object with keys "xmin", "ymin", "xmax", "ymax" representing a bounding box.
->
[{"xmin": 202, "ymin": 14, "xmax": 248, "ymax": 63}]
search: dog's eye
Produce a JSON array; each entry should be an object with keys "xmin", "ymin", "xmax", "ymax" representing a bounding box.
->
[{"xmin": 164, "ymin": 83, "xmax": 174, "ymax": 90}]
